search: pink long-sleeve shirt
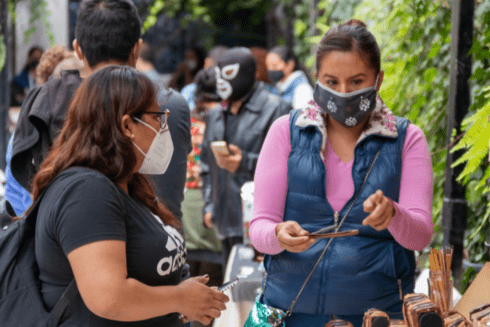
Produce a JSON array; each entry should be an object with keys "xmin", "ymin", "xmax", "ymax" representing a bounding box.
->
[{"xmin": 249, "ymin": 114, "xmax": 434, "ymax": 254}]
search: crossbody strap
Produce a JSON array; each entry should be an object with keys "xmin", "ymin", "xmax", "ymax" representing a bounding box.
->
[
  {"xmin": 24, "ymin": 168, "xmax": 80, "ymax": 324},
  {"xmin": 50, "ymin": 279, "xmax": 78, "ymax": 323},
  {"xmin": 281, "ymin": 148, "xmax": 382, "ymax": 322}
]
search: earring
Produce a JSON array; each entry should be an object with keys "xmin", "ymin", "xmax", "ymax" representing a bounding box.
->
[{"xmin": 131, "ymin": 134, "xmax": 134, "ymax": 140}]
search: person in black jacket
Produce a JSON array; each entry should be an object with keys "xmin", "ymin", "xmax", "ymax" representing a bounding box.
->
[
  {"xmin": 201, "ymin": 47, "xmax": 292, "ymax": 271},
  {"xmin": 10, "ymin": 0, "xmax": 190, "ymax": 223}
]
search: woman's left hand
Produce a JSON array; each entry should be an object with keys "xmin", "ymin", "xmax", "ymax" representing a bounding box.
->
[{"xmin": 362, "ymin": 190, "xmax": 396, "ymax": 231}]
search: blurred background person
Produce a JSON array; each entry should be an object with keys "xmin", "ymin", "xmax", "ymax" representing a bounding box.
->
[
  {"xmin": 250, "ymin": 46, "xmax": 277, "ymax": 95},
  {"xmin": 181, "ymin": 45, "xmax": 228, "ymax": 110},
  {"xmin": 192, "ymin": 67, "xmax": 222, "ymax": 120},
  {"xmin": 36, "ymin": 46, "xmax": 85, "ymax": 85},
  {"xmin": 265, "ymin": 45, "xmax": 313, "ymax": 109},
  {"xmin": 136, "ymin": 41, "xmax": 168, "ymax": 88},
  {"xmin": 10, "ymin": 46, "xmax": 44, "ymax": 106},
  {"xmin": 183, "ymin": 67, "xmax": 224, "ymax": 327},
  {"xmin": 169, "ymin": 47, "xmax": 206, "ymax": 91},
  {"xmin": 51, "ymin": 52, "xmax": 86, "ymax": 80},
  {"xmin": 147, "ymin": 85, "xmax": 192, "ymax": 226},
  {"xmin": 200, "ymin": 47, "xmax": 291, "ymax": 272},
  {"xmin": 5, "ymin": 45, "xmax": 85, "ymax": 216}
]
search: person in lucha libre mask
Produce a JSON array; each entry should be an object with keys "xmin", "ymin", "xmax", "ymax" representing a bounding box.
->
[
  {"xmin": 201, "ymin": 47, "xmax": 291, "ymax": 272},
  {"xmin": 215, "ymin": 47, "xmax": 256, "ymax": 103}
]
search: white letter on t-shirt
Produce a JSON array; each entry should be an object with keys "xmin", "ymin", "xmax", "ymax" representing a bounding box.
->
[{"xmin": 157, "ymin": 257, "xmax": 172, "ymax": 276}]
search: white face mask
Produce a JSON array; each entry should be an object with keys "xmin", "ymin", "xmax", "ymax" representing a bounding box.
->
[{"xmin": 132, "ymin": 117, "xmax": 174, "ymax": 175}]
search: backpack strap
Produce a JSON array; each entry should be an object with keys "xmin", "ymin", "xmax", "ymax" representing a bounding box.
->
[
  {"xmin": 50, "ymin": 279, "xmax": 78, "ymax": 323},
  {"xmin": 22, "ymin": 169, "xmax": 80, "ymax": 324}
]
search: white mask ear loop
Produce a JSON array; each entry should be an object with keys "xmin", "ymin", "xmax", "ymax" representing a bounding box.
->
[
  {"xmin": 132, "ymin": 141, "xmax": 147, "ymax": 157},
  {"xmin": 374, "ymin": 74, "xmax": 379, "ymax": 92},
  {"xmin": 131, "ymin": 117, "xmax": 159, "ymax": 157}
]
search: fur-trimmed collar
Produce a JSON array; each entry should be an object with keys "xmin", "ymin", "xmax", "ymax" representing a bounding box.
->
[{"xmin": 294, "ymin": 97, "xmax": 398, "ymax": 161}]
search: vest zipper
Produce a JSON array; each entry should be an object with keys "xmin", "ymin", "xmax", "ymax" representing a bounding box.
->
[
  {"xmin": 398, "ymin": 279, "xmax": 403, "ymax": 300},
  {"xmin": 334, "ymin": 211, "xmax": 339, "ymax": 227}
]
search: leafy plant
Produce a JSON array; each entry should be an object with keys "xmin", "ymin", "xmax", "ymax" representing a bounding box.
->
[
  {"xmin": 142, "ymin": 0, "xmax": 271, "ymax": 33},
  {"xmin": 0, "ymin": 0, "xmax": 54, "ymax": 71},
  {"xmin": 0, "ymin": 35, "xmax": 5, "ymax": 71},
  {"xmin": 450, "ymin": 1, "xmax": 490, "ymax": 271},
  {"xmin": 24, "ymin": 0, "xmax": 55, "ymax": 46}
]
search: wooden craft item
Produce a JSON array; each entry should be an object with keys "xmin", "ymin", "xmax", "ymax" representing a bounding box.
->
[
  {"xmin": 389, "ymin": 319, "xmax": 407, "ymax": 327},
  {"xmin": 444, "ymin": 311, "xmax": 470, "ymax": 327},
  {"xmin": 363, "ymin": 308, "xmax": 390, "ymax": 327},
  {"xmin": 325, "ymin": 319, "xmax": 354, "ymax": 327}
]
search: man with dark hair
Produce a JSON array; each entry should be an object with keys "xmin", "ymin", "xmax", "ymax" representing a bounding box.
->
[
  {"xmin": 72, "ymin": 0, "xmax": 141, "ymax": 68},
  {"xmin": 9, "ymin": 0, "xmax": 191, "ymax": 225},
  {"xmin": 11, "ymin": 0, "xmax": 143, "ymax": 191}
]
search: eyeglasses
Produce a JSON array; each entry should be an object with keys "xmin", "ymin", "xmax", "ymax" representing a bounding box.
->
[{"xmin": 141, "ymin": 109, "xmax": 170, "ymax": 130}]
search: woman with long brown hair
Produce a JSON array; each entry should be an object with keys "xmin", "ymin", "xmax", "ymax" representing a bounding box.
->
[{"xmin": 31, "ymin": 65, "xmax": 228, "ymax": 326}]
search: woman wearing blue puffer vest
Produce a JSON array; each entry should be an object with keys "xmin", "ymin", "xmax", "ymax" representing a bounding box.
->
[{"xmin": 250, "ymin": 19, "xmax": 434, "ymax": 327}]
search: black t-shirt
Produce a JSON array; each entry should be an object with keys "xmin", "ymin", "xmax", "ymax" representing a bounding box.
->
[{"xmin": 35, "ymin": 167, "xmax": 186, "ymax": 326}]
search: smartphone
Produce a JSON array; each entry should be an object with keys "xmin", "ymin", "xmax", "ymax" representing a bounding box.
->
[
  {"xmin": 217, "ymin": 276, "xmax": 240, "ymax": 292},
  {"xmin": 211, "ymin": 141, "xmax": 230, "ymax": 155},
  {"xmin": 308, "ymin": 229, "xmax": 359, "ymax": 239}
]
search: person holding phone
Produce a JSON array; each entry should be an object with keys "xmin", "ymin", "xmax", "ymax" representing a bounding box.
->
[
  {"xmin": 249, "ymin": 20, "xmax": 434, "ymax": 326},
  {"xmin": 200, "ymin": 47, "xmax": 291, "ymax": 272},
  {"xmin": 32, "ymin": 66, "xmax": 228, "ymax": 326}
]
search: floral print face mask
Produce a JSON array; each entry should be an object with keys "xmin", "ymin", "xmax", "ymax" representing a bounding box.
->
[{"xmin": 313, "ymin": 75, "xmax": 379, "ymax": 128}]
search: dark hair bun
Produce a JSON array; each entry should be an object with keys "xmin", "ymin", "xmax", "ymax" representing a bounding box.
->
[
  {"xmin": 194, "ymin": 67, "xmax": 221, "ymax": 103},
  {"xmin": 342, "ymin": 19, "xmax": 367, "ymax": 28},
  {"xmin": 315, "ymin": 18, "xmax": 379, "ymax": 73}
]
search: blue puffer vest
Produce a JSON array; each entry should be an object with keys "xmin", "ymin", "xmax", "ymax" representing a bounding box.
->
[
  {"xmin": 280, "ymin": 71, "xmax": 310, "ymax": 104},
  {"xmin": 262, "ymin": 109, "xmax": 416, "ymax": 316}
]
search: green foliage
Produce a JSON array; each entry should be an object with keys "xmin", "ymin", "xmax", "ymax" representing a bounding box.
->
[
  {"xmin": 450, "ymin": 2, "xmax": 490, "ymax": 281},
  {"xmin": 461, "ymin": 266, "xmax": 477, "ymax": 294},
  {"xmin": 0, "ymin": 35, "xmax": 5, "ymax": 70},
  {"xmin": 288, "ymin": 0, "xmax": 362, "ymax": 72},
  {"xmin": 0, "ymin": 0, "xmax": 54, "ymax": 71},
  {"xmin": 142, "ymin": 0, "xmax": 270, "ymax": 33},
  {"xmin": 452, "ymin": 92, "xmax": 490, "ymax": 185},
  {"xmin": 143, "ymin": 0, "xmax": 186, "ymax": 31},
  {"xmin": 25, "ymin": 0, "xmax": 55, "ymax": 46}
]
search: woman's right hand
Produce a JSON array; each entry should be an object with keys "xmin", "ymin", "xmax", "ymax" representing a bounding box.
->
[
  {"xmin": 177, "ymin": 275, "xmax": 229, "ymax": 325},
  {"xmin": 275, "ymin": 221, "xmax": 316, "ymax": 252}
]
